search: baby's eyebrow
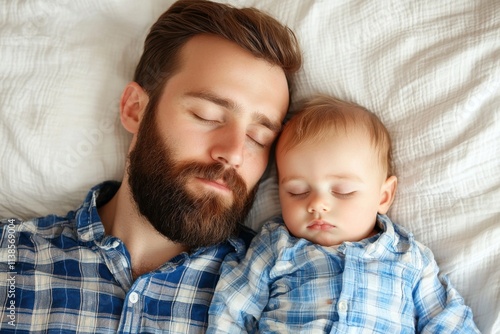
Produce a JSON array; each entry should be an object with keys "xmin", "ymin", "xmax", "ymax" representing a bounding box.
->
[
  {"xmin": 280, "ymin": 174, "xmax": 365, "ymax": 185},
  {"xmin": 279, "ymin": 176, "xmax": 305, "ymax": 184},
  {"xmin": 327, "ymin": 174, "xmax": 364, "ymax": 183}
]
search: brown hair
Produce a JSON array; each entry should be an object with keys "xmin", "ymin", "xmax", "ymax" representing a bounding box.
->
[
  {"xmin": 277, "ymin": 95, "xmax": 394, "ymax": 177},
  {"xmin": 133, "ymin": 0, "xmax": 302, "ymax": 105}
]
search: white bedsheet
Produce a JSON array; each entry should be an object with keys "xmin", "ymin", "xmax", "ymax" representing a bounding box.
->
[{"xmin": 0, "ymin": 1, "xmax": 498, "ymax": 332}]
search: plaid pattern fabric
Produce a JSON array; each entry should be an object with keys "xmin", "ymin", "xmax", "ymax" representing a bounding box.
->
[
  {"xmin": 208, "ymin": 215, "xmax": 480, "ymax": 333},
  {"xmin": 0, "ymin": 182, "xmax": 248, "ymax": 333}
]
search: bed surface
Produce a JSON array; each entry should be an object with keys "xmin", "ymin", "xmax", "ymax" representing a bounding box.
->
[{"xmin": 0, "ymin": 1, "xmax": 498, "ymax": 332}]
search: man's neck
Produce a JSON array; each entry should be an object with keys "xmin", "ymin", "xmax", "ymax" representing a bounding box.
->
[{"xmin": 98, "ymin": 182, "xmax": 189, "ymax": 279}]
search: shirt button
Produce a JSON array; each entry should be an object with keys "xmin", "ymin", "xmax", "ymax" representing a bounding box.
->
[
  {"xmin": 338, "ymin": 300, "xmax": 348, "ymax": 312},
  {"xmin": 129, "ymin": 292, "xmax": 139, "ymax": 304}
]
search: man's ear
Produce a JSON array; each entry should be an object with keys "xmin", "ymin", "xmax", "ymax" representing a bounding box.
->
[
  {"xmin": 378, "ymin": 175, "xmax": 397, "ymax": 214},
  {"xmin": 120, "ymin": 82, "xmax": 149, "ymax": 134}
]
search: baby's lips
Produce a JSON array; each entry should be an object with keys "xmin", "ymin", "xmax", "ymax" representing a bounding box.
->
[{"xmin": 307, "ymin": 220, "xmax": 336, "ymax": 230}]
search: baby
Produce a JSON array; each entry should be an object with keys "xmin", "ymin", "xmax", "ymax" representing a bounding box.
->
[{"xmin": 207, "ymin": 95, "xmax": 479, "ymax": 333}]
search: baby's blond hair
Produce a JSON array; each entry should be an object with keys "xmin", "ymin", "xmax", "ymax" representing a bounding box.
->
[{"xmin": 277, "ymin": 95, "xmax": 394, "ymax": 177}]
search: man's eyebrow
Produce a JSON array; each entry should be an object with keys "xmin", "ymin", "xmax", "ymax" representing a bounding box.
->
[
  {"xmin": 253, "ymin": 112, "xmax": 282, "ymax": 133},
  {"xmin": 185, "ymin": 91, "xmax": 237, "ymax": 111},
  {"xmin": 185, "ymin": 90, "xmax": 282, "ymax": 133}
]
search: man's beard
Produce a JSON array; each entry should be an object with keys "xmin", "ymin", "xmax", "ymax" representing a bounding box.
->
[{"xmin": 127, "ymin": 105, "xmax": 257, "ymax": 249}]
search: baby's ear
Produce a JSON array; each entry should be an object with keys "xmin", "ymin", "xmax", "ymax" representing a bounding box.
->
[
  {"xmin": 120, "ymin": 82, "xmax": 149, "ymax": 134},
  {"xmin": 378, "ymin": 176, "xmax": 397, "ymax": 214}
]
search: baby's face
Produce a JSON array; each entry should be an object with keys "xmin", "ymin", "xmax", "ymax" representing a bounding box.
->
[{"xmin": 277, "ymin": 131, "xmax": 390, "ymax": 247}]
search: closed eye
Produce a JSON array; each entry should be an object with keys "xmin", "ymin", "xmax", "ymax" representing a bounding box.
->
[
  {"xmin": 192, "ymin": 113, "xmax": 221, "ymax": 125},
  {"xmin": 247, "ymin": 125, "xmax": 276, "ymax": 149},
  {"xmin": 247, "ymin": 135, "xmax": 265, "ymax": 148},
  {"xmin": 332, "ymin": 191, "xmax": 356, "ymax": 199},
  {"xmin": 288, "ymin": 191, "xmax": 310, "ymax": 198}
]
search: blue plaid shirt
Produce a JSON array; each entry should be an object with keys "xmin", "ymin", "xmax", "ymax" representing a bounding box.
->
[
  {"xmin": 0, "ymin": 182, "xmax": 251, "ymax": 333},
  {"xmin": 208, "ymin": 215, "xmax": 480, "ymax": 333}
]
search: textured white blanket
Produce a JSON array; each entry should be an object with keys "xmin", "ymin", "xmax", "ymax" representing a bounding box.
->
[{"xmin": 0, "ymin": 1, "xmax": 498, "ymax": 332}]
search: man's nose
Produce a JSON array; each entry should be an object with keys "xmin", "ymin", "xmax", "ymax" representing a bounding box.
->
[{"xmin": 210, "ymin": 126, "xmax": 245, "ymax": 168}]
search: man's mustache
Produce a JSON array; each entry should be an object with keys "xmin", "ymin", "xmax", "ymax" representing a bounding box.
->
[{"xmin": 176, "ymin": 161, "xmax": 248, "ymax": 195}]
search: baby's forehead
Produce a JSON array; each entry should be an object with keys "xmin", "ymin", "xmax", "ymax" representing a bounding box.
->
[
  {"xmin": 279, "ymin": 114, "xmax": 372, "ymax": 147},
  {"xmin": 277, "ymin": 125, "xmax": 385, "ymax": 170}
]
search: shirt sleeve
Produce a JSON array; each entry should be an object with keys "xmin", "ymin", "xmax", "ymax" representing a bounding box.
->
[
  {"xmin": 413, "ymin": 243, "xmax": 481, "ymax": 333},
  {"xmin": 207, "ymin": 222, "xmax": 277, "ymax": 334}
]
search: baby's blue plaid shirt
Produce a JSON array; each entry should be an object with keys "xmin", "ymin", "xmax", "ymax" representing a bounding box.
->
[
  {"xmin": 0, "ymin": 182, "xmax": 251, "ymax": 333},
  {"xmin": 208, "ymin": 215, "xmax": 480, "ymax": 333}
]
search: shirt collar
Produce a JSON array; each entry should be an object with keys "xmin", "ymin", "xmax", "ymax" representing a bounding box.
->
[
  {"xmin": 228, "ymin": 226, "xmax": 253, "ymax": 257},
  {"xmin": 181, "ymin": 226, "xmax": 250, "ymax": 262},
  {"xmin": 75, "ymin": 181, "xmax": 120, "ymax": 243},
  {"xmin": 363, "ymin": 214, "xmax": 413, "ymax": 257}
]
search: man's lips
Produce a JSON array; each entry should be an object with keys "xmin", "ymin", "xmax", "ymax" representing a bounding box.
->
[
  {"xmin": 307, "ymin": 220, "xmax": 336, "ymax": 230},
  {"xmin": 195, "ymin": 177, "xmax": 232, "ymax": 193}
]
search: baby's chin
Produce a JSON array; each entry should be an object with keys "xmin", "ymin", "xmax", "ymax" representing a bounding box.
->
[
  {"xmin": 307, "ymin": 227, "xmax": 378, "ymax": 247},
  {"xmin": 304, "ymin": 233, "xmax": 344, "ymax": 248}
]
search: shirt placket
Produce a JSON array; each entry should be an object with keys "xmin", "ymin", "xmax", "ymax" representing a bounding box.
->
[
  {"xmin": 118, "ymin": 276, "xmax": 149, "ymax": 333},
  {"xmin": 99, "ymin": 238, "xmax": 134, "ymax": 289},
  {"xmin": 98, "ymin": 237, "xmax": 142, "ymax": 332},
  {"xmin": 336, "ymin": 243, "xmax": 360, "ymax": 327}
]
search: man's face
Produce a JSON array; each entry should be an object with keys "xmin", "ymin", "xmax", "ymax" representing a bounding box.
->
[{"xmin": 128, "ymin": 35, "xmax": 289, "ymax": 248}]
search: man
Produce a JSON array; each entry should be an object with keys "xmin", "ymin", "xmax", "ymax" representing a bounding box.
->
[{"xmin": 0, "ymin": 0, "xmax": 302, "ymax": 332}]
